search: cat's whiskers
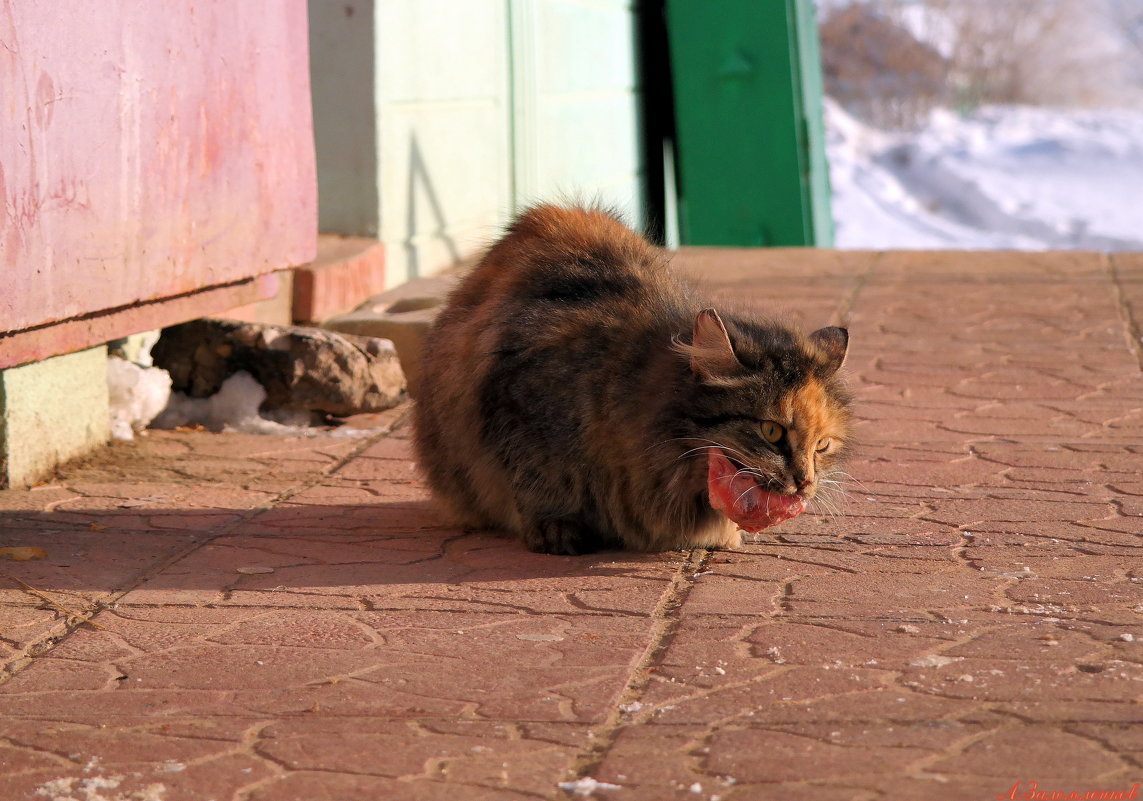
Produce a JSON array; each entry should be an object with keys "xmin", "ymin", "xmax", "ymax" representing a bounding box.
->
[
  {"xmin": 660, "ymin": 438, "xmax": 754, "ymax": 468},
  {"xmin": 818, "ymin": 472, "xmax": 853, "ymax": 500},
  {"xmin": 730, "ymin": 467, "xmax": 774, "ymax": 485},
  {"xmin": 810, "ymin": 477, "xmax": 849, "ymax": 518},
  {"xmin": 643, "ymin": 436, "xmax": 726, "ymax": 454},
  {"xmin": 813, "ymin": 494, "xmax": 843, "ymax": 519},
  {"xmin": 822, "ymin": 470, "xmax": 871, "ymax": 494}
]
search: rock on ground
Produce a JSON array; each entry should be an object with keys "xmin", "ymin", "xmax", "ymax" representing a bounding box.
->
[{"xmin": 151, "ymin": 319, "xmax": 405, "ymax": 416}]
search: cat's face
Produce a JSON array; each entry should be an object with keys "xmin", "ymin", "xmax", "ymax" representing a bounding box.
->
[
  {"xmin": 677, "ymin": 309, "xmax": 852, "ymax": 506},
  {"xmin": 731, "ymin": 372, "xmax": 851, "ymax": 499}
]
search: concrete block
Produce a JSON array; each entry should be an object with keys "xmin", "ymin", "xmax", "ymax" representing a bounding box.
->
[
  {"xmin": 293, "ymin": 237, "xmax": 388, "ymax": 324},
  {"xmin": 323, "ymin": 275, "xmax": 458, "ymax": 398},
  {"xmin": 0, "ymin": 347, "xmax": 111, "ymax": 489}
]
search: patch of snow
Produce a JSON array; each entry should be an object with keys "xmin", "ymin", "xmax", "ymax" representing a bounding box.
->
[
  {"xmin": 150, "ymin": 371, "xmax": 301, "ymax": 435},
  {"xmin": 826, "ymin": 99, "xmax": 1143, "ymax": 251},
  {"xmin": 909, "ymin": 654, "xmax": 965, "ymax": 668},
  {"xmin": 107, "ymin": 357, "xmax": 172, "ymax": 441},
  {"xmin": 140, "ymin": 369, "xmax": 388, "ymax": 438},
  {"xmin": 34, "ymin": 774, "xmax": 165, "ymax": 801},
  {"xmin": 558, "ymin": 777, "xmax": 622, "ymax": 796}
]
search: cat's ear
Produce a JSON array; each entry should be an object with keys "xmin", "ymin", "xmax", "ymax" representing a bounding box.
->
[
  {"xmin": 683, "ymin": 308, "xmax": 741, "ymax": 380},
  {"xmin": 809, "ymin": 326, "xmax": 849, "ymax": 375}
]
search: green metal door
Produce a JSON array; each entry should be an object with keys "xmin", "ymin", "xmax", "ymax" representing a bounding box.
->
[{"xmin": 666, "ymin": 0, "xmax": 833, "ymax": 246}]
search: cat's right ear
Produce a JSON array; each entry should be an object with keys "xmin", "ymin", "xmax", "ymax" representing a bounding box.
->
[
  {"xmin": 809, "ymin": 326, "xmax": 849, "ymax": 375},
  {"xmin": 680, "ymin": 308, "xmax": 740, "ymax": 380}
]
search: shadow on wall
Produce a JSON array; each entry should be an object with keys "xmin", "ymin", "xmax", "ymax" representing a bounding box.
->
[{"xmin": 405, "ymin": 133, "xmax": 460, "ymax": 279}]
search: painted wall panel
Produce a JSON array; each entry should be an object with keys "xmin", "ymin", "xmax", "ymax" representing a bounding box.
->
[
  {"xmin": 310, "ymin": 0, "xmax": 379, "ymax": 236},
  {"xmin": 307, "ymin": 0, "xmax": 644, "ymax": 284},
  {"xmin": 537, "ymin": 1, "xmax": 637, "ymax": 94},
  {"xmin": 378, "ymin": 103, "xmax": 510, "ymax": 280},
  {"xmin": 378, "ymin": 0, "xmax": 505, "ymax": 102},
  {"xmin": 533, "ymin": 95, "xmax": 642, "ymax": 196},
  {"xmin": 375, "ymin": 0, "xmax": 511, "ymax": 285},
  {"xmin": 1, "ymin": 0, "xmax": 316, "ymax": 335},
  {"xmin": 511, "ymin": 0, "xmax": 644, "ymax": 228}
]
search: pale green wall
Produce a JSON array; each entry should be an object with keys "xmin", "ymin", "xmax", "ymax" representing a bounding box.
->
[
  {"xmin": 310, "ymin": 0, "xmax": 381, "ymax": 237},
  {"xmin": 376, "ymin": 0, "xmax": 514, "ymax": 285},
  {"xmin": 510, "ymin": 0, "xmax": 643, "ymax": 222},
  {"xmin": 0, "ymin": 347, "xmax": 110, "ymax": 489},
  {"xmin": 309, "ymin": 0, "xmax": 645, "ymax": 287}
]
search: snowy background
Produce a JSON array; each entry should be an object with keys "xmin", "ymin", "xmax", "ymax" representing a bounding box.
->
[
  {"xmin": 818, "ymin": 0, "xmax": 1143, "ymax": 250},
  {"xmin": 827, "ymin": 101, "xmax": 1143, "ymax": 249}
]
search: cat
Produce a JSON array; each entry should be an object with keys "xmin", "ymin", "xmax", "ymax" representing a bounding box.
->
[{"xmin": 412, "ymin": 204, "xmax": 852, "ymax": 555}]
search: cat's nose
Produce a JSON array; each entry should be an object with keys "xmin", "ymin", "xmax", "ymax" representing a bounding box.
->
[{"xmin": 794, "ymin": 475, "xmax": 813, "ymax": 491}]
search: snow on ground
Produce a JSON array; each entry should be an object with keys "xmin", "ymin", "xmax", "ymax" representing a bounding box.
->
[{"xmin": 826, "ymin": 99, "xmax": 1143, "ymax": 250}]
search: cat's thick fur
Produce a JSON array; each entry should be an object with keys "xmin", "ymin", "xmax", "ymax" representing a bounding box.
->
[{"xmin": 413, "ymin": 205, "xmax": 852, "ymax": 554}]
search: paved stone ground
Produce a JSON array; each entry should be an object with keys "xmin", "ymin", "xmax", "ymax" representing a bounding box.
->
[{"xmin": 1, "ymin": 249, "xmax": 1141, "ymax": 801}]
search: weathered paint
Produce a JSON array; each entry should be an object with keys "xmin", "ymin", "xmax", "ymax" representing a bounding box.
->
[
  {"xmin": 0, "ymin": 0, "xmax": 316, "ymax": 362},
  {"xmin": 0, "ymin": 272, "xmax": 285, "ymax": 370}
]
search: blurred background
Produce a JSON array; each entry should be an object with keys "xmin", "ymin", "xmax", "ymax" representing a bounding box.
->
[{"xmin": 817, "ymin": 0, "xmax": 1143, "ymax": 249}]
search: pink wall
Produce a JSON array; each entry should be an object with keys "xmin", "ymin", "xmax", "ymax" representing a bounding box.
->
[{"xmin": 0, "ymin": 0, "xmax": 316, "ymax": 363}]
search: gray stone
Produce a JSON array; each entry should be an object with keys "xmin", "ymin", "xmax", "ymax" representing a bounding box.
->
[
  {"xmin": 323, "ymin": 274, "xmax": 456, "ymax": 397},
  {"xmin": 152, "ymin": 319, "xmax": 405, "ymax": 416}
]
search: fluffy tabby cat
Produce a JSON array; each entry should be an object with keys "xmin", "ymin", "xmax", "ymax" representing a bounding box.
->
[{"xmin": 413, "ymin": 205, "xmax": 852, "ymax": 554}]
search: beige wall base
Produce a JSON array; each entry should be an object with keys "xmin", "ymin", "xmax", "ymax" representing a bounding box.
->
[{"xmin": 0, "ymin": 346, "xmax": 110, "ymax": 489}]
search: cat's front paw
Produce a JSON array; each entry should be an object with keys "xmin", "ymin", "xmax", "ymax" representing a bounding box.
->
[
  {"xmin": 523, "ymin": 520, "xmax": 598, "ymax": 555},
  {"xmin": 688, "ymin": 517, "xmax": 744, "ymax": 550}
]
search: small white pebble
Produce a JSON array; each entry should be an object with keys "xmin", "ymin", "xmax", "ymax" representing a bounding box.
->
[
  {"xmin": 1119, "ymin": 633, "xmax": 1136, "ymax": 642},
  {"xmin": 910, "ymin": 655, "xmax": 963, "ymax": 668},
  {"xmin": 690, "ymin": 783, "xmax": 703, "ymax": 794},
  {"xmin": 558, "ymin": 777, "xmax": 621, "ymax": 796}
]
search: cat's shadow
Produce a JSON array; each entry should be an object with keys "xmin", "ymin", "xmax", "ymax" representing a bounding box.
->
[{"xmin": 0, "ymin": 500, "xmax": 676, "ymax": 596}]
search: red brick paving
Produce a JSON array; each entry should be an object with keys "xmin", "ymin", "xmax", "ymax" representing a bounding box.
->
[{"xmin": 1, "ymin": 249, "xmax": 1141, "ymax": 801}]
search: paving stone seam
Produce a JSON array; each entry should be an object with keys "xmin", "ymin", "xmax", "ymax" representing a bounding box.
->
[
  {"xmin": 831, "ymin": 251, "xmax": 881, "ymax": 328},
  {"xmin": 1106, "ymin": 253, "xmax": 1143, "ymax": 371},
  {"xmin": 548, "ymin": 548, "xmax": 711, "ymax": 798},
  {"xmin": 0, "ymin": 408, "xmax": 412, "ymax": 686}
]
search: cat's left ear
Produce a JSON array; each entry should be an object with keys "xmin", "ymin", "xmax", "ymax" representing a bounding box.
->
[
  {"xmin": 682, "ymin": 308, "xmax": 741, "ymax": 380},
  {"xmin": 809, "ymin": 326, "xmax": 848, "ymax": 375}
]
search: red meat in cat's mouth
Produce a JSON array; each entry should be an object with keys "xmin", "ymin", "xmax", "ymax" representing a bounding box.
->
[{"xmin": 707, "ymin": 451, "xmax": 807, "ymax": 533}]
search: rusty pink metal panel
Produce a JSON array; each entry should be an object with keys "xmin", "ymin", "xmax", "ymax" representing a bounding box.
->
[{"xmin": 0, "ymin": 0, "xmax": 316, "ymax": 364}]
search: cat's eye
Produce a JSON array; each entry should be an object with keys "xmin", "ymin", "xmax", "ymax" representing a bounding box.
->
[
  {"xmin": 760, "ymin": 421, "xmax": 784, "ymax": 443},
  {"xmin": 816, "ymin": 437, "xmax": 832, "ymax": 453}
]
